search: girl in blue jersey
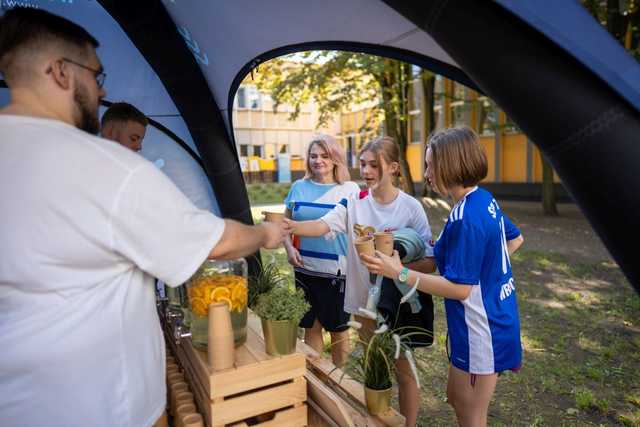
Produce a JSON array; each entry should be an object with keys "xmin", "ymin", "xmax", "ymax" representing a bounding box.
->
[
  {"xmin": 283, "ymin": 135, "xmax": 359, "ymax": 367},
  {"xmin": 360, "ymin": 127, "xmax": 524, "ymax": 427}
]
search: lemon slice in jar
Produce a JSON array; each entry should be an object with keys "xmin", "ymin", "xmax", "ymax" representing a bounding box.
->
[
  {"xmin": 216, "ymin": 296, "xmax": 233, "ymax": 311},
  {"xmin": 210, "ymin": 287, "xmax": 231, "ymax": 301}
]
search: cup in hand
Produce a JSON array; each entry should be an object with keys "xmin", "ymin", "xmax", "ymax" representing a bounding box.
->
[
  {"xmin": 373, "ymin": 232, "xmax": 394, "ymax": 256},
  {"xmin": 355, "ymin": 236, "xmax": 375, "ymax": 257},
  {"xmin": 262, "ymin": 211, "xmax": 285, "ymax": 223}
]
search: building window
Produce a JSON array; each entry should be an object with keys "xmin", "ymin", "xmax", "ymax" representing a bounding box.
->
[
  {"xmin": 346, "ymin": 134, "xmax": 356, "ymax": 168},
  {"xmin": 253, "ymin": 145, "xmax": 263, "ymax": 158},
  {"xmin": 247, "ymin": 86, "xmax": 261, "ymax": 110},
  {"xmin": 239, "ymin": 144, "xmax": 249, "ymax": 156},
  {"xmin": 237, "ymin": 87, "xmax": 247, "ymax": 109}
]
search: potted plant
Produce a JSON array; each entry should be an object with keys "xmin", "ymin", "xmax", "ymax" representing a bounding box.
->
[
  {"xmin": 253, "ymin": 283, "xmax": 310, "ymax": 356},
  {"xmin": 341, "ymin": 320, "xmax": 427, "ymax": 416},
  {"xmin": 247, "ymin": 256, "xmax": 288, "ymax": 310}
]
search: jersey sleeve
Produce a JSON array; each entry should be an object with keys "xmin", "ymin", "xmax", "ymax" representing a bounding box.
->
[
  {"xmin": 409, "ymin": 199, "xmax": 434, "ymax": 257},
  {"xmin": 440, "ymin": 220, "xmax": 486, "ymax": 285},
  {"xmin": 283, "ymin": 180, "xmax": 300, "ymax": 211},
  {"xmin": 110, "ymin": 163, "xmax": 225, "ymax": 287},
  {"xmin": 320, "ymin": 197, "xmax": 348, "ymax": 234},
  {"xmin": 502, "ymin": 214, "xmax": 521, "ymax": 241}
]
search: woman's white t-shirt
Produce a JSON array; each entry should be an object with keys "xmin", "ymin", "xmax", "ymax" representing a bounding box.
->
[{"xmin": 321, "ymin": 189, "xmax": 434, "ymax": 314}]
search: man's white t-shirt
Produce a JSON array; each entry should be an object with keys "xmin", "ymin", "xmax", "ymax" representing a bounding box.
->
[
  {"xmin": 0, "ymin": 116, "xmax": 224, "ymax": 427},
  {"xmin": 321, "ymin": 189, "xmax": 434, "ymax": 314}
]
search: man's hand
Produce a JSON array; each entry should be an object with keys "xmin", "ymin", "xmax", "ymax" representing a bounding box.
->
[
  {"xmin": 360, "ymin": 250, "xmax": 404, "ymax": 280},
  {"xmin": 260, "ymin": 221, "xmax": 287, "ymax": 249},
  {"xmin": 282, "ymin": 217, "xmax": 297, "ymax": 234}
]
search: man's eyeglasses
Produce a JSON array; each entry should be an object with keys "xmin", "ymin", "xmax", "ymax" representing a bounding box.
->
[{"xmin": 60, "ymin": 57, "xmax": 107, "ymax": 88}]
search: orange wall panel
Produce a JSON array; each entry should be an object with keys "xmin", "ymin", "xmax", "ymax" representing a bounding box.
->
[
  {"xmin": 406, "ymin": 144, "xmax": 423, "ymax": 183},
  {"xmin": 501, "ymin": 133, "xmax": 527, "ymax": 182},
  {"xmin": 479, "ymin": 136, "xmax": 495, "ymax": 182}
]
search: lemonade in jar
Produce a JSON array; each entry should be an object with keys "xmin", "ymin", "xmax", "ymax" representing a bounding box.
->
[{"xmin": 186, "ymin": 259, "xmax": 248, "ymax": 349}]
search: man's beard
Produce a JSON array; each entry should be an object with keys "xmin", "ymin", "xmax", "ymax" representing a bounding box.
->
[{"xmin": 73, "ymin": 81, "xmax": 100, "ymax": 135}]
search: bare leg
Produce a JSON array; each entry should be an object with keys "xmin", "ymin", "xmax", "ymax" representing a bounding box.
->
[
  {"xmin": 304, "ymin": 319, "xmax": 324, "ymax": 354},
  {"xmin": 446, "ymin": 364, "xmax": 498, "ymax": 427},
  {"xmin": 396, "ymin": 357, "xmax": 419, "ymax": 427},
  {"xmin": 329, "ymin": 330, "xmax": 350, "ymax": 368},
  {"xmin": 353, "ymin": 314, "xmax": 376, "ymax": 343}
]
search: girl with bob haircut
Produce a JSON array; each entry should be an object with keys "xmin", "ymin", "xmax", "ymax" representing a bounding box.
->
[
  {"xmin": 285, "ymin": 136, "xmax": 436, "ymax": 427},
  {"xmin": 283, "ymin": 134, "xmax": 359, "ymax": 367},
  {"xmin": 360, "ymin": 126, "xmax": 524, "ymax": 427}
]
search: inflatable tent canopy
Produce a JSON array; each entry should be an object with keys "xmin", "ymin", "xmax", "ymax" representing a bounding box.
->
[{"xmin": 1, "ymin": 0, "xmax": 639, "ymax": 292}]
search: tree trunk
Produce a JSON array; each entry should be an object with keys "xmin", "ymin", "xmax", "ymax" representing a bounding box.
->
[
  {"xmin": 379, "ymin": 60, "xmax": 415, "ymax": 195},
  {"xmin": 541, "ymin": 151, "xmax": 558, "ymax": 216},
  {"xmin": 420, "ymin": 69, "xmax": 436, "ymax": 196}
]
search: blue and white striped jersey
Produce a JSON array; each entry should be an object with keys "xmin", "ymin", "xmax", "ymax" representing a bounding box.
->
[
  {"xmin": 434, "ymin": 187, "xmax": 522, "ymax": 374},
  {"xmin": 284, "ymin": 179, "xmax": 359, "ymax": 276}
]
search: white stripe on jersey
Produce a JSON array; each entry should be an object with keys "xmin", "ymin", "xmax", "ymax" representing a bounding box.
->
[
  {"xmin": 463, "ymin": 282, "xmax": 495, "ymax": 374},
  {"xmin": 448, "ymin": 187, "xmax": 476, "ymax": 223},
  {"xmin": 458, "ymin": 198, "xmax": 467, "ymax": 220}
]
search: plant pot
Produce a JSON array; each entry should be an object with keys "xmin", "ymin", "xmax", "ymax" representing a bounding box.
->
[
  {"xmin": 364, "ymin": 386, "xmax": 392, "ymax": 415},
  {"xmin": 261, "ymin": 318, "xmax": 298, "ymax": 356}
]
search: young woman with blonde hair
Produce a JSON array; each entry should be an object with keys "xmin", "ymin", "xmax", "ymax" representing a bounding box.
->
[
  {"xmin": 283, "ymin": 134, "xmax": 359, "ymax": 367},
  {"xmin": 360, "ymin": 127, "xmax": 524, "ymax": 427},
  {"xmin": 285, "ymin": 136, "xmax": 436, "ymax": 426}
]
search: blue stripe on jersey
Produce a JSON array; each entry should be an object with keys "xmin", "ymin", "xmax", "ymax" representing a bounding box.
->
[
  {"xmin": 293, "ymin": 201, "xmax": 336, "ymax": 211},
  {"xmin": 298, "ymin": 249, "xmax": 339, "ymax": 260}
]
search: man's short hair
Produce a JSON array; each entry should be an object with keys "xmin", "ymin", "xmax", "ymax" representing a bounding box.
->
[
  {"xmin": 0, "ymin": 7, "xmax": 99, "ymax": 84},
  {"xmin": 101, "ymin": 102, "xmax": 149, "ymax": 128}
]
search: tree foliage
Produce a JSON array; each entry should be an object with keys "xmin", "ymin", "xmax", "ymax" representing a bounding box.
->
[{"xmin": 255, "ymin": 51, "xmax": 419, "ymax": 195}]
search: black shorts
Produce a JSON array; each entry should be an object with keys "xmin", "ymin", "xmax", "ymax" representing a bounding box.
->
[
  {"xmin": 294, "ymin": 270, "xmax": 350, "ymax": 333},
  {"xmin": 377, "ymin": 277, "xmax": 434, "ymax": 348}
]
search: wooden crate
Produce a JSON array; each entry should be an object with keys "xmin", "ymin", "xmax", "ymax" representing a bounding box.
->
[{"xmin": 167, "ymin": 323, "xmax": 307, "ymax": 427}]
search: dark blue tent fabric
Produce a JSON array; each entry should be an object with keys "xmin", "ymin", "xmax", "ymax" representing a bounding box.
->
[
  {"xmin": 496, "ymin": 0, "xmax": 640, "ymax": 113},
  {"xmin": 0, "ymin": 1, "xmax": 221, "ymax": 216}
]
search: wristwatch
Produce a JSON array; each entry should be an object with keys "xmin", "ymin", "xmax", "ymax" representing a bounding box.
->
[{"xmin": 398, "ymin": 267, "xmax": 410, "ymax": 283}]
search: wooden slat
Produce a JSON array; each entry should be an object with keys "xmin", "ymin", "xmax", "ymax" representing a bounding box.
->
[
  {"xmin": 246, "ymin": 312, "xmax": 405, "ymax": 427},
  {"xmin": 305, "ymin": 372, "xmax": 354, "ymax": 427},
  {"xmin": 209, "ymin": 377, "xmax": 307, "ymax": 426}
]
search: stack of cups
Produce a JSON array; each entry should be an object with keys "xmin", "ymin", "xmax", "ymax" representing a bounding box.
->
[
  {"xmin": 208, "ymin": 302, "xmax": 235, "ymax": 371},
  {"xmin": 169, "ymin": 382, "xmax": 189, "ymax": 416}
]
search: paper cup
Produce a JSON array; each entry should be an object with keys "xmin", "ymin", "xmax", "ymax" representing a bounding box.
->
[
  {"xmin": 355, "ymin": 236, "xmax": 375, "ymax": 257},
  {"xmin": 262, "ymin": 211, "xmax": 285, "ymax": 223},
  {"xmin": 374, "ymin": 232, "xmax": 394, "ymax": 256},
  {"xmin": 208, "ymin": 302, "xmax": 235, "ymax": 371}
]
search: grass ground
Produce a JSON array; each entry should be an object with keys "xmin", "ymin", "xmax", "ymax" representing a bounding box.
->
[{"xmin": 250, "ymin": 192, "xmax": 640, "ymax": 426}]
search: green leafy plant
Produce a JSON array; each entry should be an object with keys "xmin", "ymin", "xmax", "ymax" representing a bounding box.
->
[
  {"xmin": 248, "ymin": 257, "xmax": 288, "ymax": 309},
  {"xmin": 253, "ymin": 284, "xmax": 310, "ymax": 323},
  {"xmin": 341, "ymin": 321, "xmax": 431, "ymax": 391},
  {"xmin": 346, "ymin": 331, "xmax": 395, "ymax": 390}
]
